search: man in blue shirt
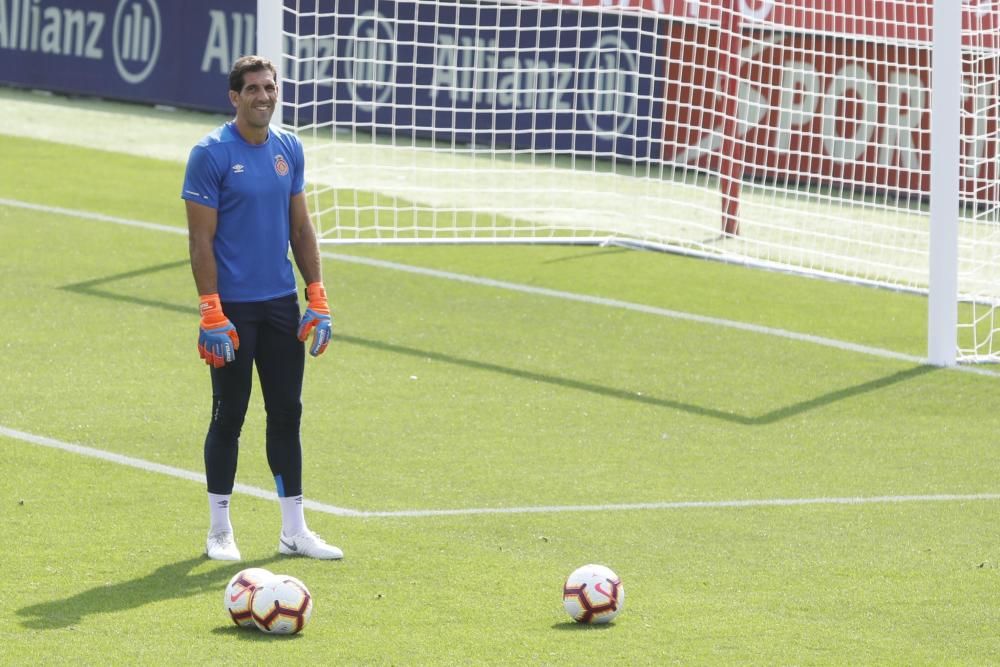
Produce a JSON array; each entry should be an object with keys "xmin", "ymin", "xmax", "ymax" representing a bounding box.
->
[{"xmin": 182, "ymin": 55, "xmax": 341, "ymax": 561}]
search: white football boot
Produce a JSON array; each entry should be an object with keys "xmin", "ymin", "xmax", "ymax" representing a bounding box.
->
[
  {"xmin": 206, "ymin": 530, "xmax": 241, "ymax": 561},
  {"xmin": 278, "ymin": 529, "xmax": 344, "ymax": 560}
]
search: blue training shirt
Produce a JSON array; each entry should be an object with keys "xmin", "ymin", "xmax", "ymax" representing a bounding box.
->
[{"xmin": 181, "ymin": 121, "xmax": 305, "ymax": 302}]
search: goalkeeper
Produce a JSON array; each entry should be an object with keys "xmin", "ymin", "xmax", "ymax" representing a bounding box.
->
[{"xmin": 181, "ymin": 55, "xmax": 341, "ymax": 561}]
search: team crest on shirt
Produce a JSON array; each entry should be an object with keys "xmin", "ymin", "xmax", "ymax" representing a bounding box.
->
[{"xmin": 274, "ymin": 154, "xmax": 289, "ymax": 176}]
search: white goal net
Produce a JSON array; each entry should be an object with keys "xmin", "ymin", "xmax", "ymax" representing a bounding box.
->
[{"xmin": 268, "ymin": 0, "xmax": 1000, "ymax": 364}]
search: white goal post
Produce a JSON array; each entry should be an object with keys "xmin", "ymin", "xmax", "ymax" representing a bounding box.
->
[{"xmin": 258, "ymin": 0, "xmax": 1000, "ymax": 366}]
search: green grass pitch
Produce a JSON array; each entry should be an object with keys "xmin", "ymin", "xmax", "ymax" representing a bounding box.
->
[{"xmin": 1, "ymin": 96, "xmax": 999, "ymax": 664}]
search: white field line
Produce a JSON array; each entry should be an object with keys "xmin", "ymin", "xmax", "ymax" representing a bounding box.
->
[
  {"xmin": 0, "ymin": 198, "xmax": 186, "ymax": 236},
  {"xmin": 0, "ymin": 425, "xmax": 365, "ymax": 518},
  {"xmin": 4, "ymin": 425, "xmax": 999, "ymax": 518},
  {"xmin": 325, "ymin": 252, "xmax": 929, "ymax": 366},
  {"xmin": 6, "ymin": 195, "xmax": 997, "ymax": 376}
]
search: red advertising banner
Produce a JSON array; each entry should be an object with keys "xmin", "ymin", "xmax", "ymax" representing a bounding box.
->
[
  {"xmin": 665, "ymin": 25, "xmax": 928, "ymax": 191},
  {"xmin": 661, "ymin": 21, "xmax": 1000, "ymax": 202}
]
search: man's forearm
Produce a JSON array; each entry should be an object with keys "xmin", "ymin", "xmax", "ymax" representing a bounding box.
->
[
  {"xmin": 290, "ymin": 220, "xmax": 323, "ymax": 286},
  {"xmin": 189, "ymin": 236, "xmax": 219, "ymax": 296},
  {"xmin": 289, "ymin": 192, "xmax": 323, "ymax": 286},
  {"xmin": 186, "ymin": 200, "xmax": 220, "ymax": 296}
]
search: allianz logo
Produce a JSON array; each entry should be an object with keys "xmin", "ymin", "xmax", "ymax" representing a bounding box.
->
[{"xmin": 0, "ymin": 0, "xmax": 161, "ymax": 85}]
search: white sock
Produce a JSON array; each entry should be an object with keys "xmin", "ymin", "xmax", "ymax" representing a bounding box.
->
[
  {"xmin": 208, "ymin": 493, "xmax": 233, "ymax": 534},
  {"xmin": 279, "ymin": 495, "xmax": 307, "ymax": 537}
]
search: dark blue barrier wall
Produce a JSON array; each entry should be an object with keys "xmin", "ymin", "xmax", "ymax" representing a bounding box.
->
[
  {"xmin": 2, "ymin": 0, "xmax": 663, "ymax": 160},
  {"xmin": 0, "ymin": 0, "xmax": 254, "ymax": 113}
]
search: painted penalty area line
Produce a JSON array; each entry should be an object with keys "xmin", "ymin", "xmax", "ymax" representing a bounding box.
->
[
  {"xmin": 323, "ymin": 252, "xmax": 930, "ymax": 367},
  {"xmin": 4, "ymin": 424, "xmax": 1000, "ymax": 518},
  {"xmin": 4, "ymin": 196, "xmax": 998, "ymax": 376}
]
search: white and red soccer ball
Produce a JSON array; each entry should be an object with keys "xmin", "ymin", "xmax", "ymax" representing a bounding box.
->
[
  {"xmin": 224, "ymin": 568, "xmax": 313, "ymax": 634},
  {"xmin": 224, "ymin": 567, "xmax": 274, "ymax": 628},
  {"xmin": 249, "ymin": 574, "xmax": 313, "ymax": 634},
  {"xmin": 562, "ymin": 564, "xmax": 624, "ymax": 624}
]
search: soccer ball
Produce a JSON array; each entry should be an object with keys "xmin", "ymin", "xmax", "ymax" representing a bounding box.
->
[
  {"xmin": 250, "ymin": 574, "xmax": 314, "ymax": 634},
  {"xmin": 224, "ymin": 567, "xmax": 275, "ymax": 627},
  {"xmin": 562, "ymin": 564, "xmax": 624, "ymax": 624}
]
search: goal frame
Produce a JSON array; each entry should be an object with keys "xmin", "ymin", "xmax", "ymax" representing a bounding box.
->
[{"xmin": 258, "ymin": 0, "xmax": 967, "ymax": 367}]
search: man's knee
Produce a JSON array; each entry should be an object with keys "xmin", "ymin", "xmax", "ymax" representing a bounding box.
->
[
  {"xmin": 265, "ymin": 401, "xmax": 302, "ymax": 436},
  {"xmin": 208, "ymin": 396, "xmax": 250, "ymax": 441}
]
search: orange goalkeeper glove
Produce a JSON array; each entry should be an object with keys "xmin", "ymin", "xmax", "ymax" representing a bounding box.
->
[
  {"xmin": 297, "ymin": 282, "xmax": 332, "ymax": 357},
  {"xmin": 198, "ymin": 294, "xmax": 239, "ymax": 368}
]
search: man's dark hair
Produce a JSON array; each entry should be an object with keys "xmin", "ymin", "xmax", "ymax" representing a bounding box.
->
[{"xmin": 229, "ymin": 55, "xmax": 278, "ymax": 93}]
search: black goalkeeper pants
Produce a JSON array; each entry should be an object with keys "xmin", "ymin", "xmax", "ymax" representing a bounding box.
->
[{"xmin": 203, "ymin": 294, "xmax": 305, "ymax": 498}]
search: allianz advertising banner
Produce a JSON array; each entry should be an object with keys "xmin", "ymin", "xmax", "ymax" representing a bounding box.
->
[
  {"xmin": 288, "ymin": 0, "xmax": 665, "ymax": 160},
  {"xmin": 0, "ymin": 0, "xmax": 255, "ymax": 113},
  {"xmin": 2, "ymin": 0, "xmax": 664, "ymax": 160}
]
